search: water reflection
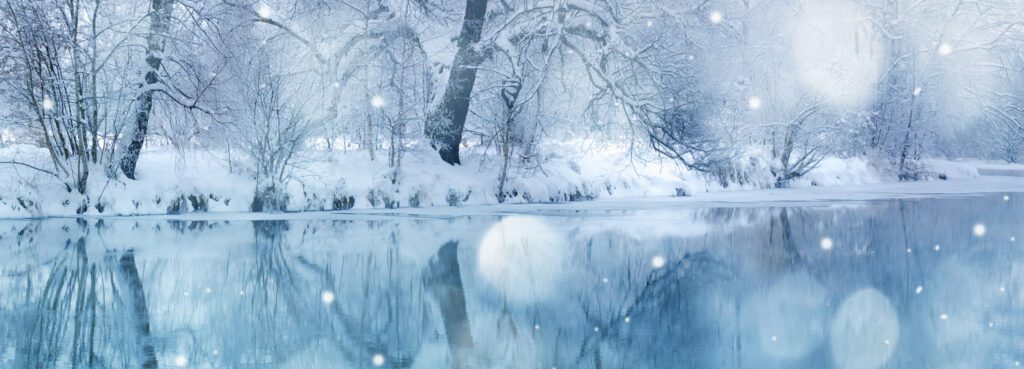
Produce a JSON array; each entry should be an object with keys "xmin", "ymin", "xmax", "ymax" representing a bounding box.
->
[{"xmin": 1, "ymin": 194, "xmax": 1022, "ymax": 368}]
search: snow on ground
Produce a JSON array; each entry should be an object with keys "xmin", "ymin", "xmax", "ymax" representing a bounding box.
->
[
  {"xmin": 0, "ymin": 143, "xmax": 1020, "ymax": 219},
  {"xmin": 333, "ymin": 175, "xmax": 1024, "ymax": 218}
]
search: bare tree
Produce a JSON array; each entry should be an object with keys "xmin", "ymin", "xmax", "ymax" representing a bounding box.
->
[
  {"xmin": 0, "ymin": 0, "xmax": 137, "ymax": 195},
  {"xmin": 765, "ymin": 102, "xmax": 830, "ymax": 187},
  {"xmin": 223, "ymin": 52, "xmax": 315, "ymax": 212},
  {"xmin": 645, "ymin": 94, "xmax": 734, "ymax": 175}
]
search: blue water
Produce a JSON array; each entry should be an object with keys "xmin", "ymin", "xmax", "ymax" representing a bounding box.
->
[{"xmin": 1, "ymin": 194, "xmax": 1021, "ymax": 369}]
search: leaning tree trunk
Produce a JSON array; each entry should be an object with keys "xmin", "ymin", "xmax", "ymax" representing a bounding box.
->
[
  {"xmin": 425, "ymin": 0, "xmax": 488, "ymax": 165},
  {"xmin": 118, "ymin": 250, "xmax": 159, "ymax": 369},
  {"xmin": 120, "ymin": 0, "xmax": 173, "ymax": 179}
]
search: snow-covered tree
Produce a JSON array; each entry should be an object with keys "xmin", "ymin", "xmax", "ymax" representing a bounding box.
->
[{"xmin": 0, "ymin": 0, "xmax": 143, "ymax": 197}]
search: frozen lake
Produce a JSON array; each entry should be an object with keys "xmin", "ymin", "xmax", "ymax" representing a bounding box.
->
[{"xmin": 1, "ymin": 191, "xmax": 1022, "ymax": 368}]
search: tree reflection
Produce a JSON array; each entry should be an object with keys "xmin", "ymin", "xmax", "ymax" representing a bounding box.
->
[
  {"xmin": 1, "ymin": 194, "xmax": 1023, "ymax": 369},
  {"xmin": 202, "ymin": 220, "xmax": 432, "ymax": 368},
  {"xmin": 9, "ymin": 232, "xmax": 156, "ymax": 369},
  {"xmin": 116, "ymin": 250, "xmax": 159, "ymax": 369},
  {"xmin": 423, "ymin": 241, "xmax": 473, "ymax": 369}
]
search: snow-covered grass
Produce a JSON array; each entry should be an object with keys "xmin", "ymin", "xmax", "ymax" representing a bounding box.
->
[{"xmin": 0, "ymin": 143, "xmax": 1007, "ymax": 218}]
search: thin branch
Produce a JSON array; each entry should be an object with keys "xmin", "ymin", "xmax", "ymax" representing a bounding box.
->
[{"xmin": 0, "ymin": 161, "xmax": 61, "ymax": 178}]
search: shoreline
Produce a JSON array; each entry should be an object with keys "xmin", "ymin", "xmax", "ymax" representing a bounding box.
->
[{"xmin": 9, "ymin": 175, "xmax": 1023, "ymax": 222}]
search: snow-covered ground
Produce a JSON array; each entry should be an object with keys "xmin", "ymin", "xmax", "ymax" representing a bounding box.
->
[
  {"xmin": 0, "ymin": 144, "xmax": 1019, "ymax": 218},
  {"xmin": 96, "ymin": 175, "xmax": 1022, "ymax": 223},
  {"xmin": 348, "ymin": 175, "xmax": 1024, "ymax": 216}
]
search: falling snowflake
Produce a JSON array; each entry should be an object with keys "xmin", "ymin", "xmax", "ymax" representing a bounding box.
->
[
  {"xmin": 973, "ymin": 223, "xmax": 986, "ymax": 237},
  {"xmin": 370, "ymin": 95, "xmax": 385, "ymax": 108},
  {"xmin": 709, "ymin": 11, "xmax": 724, "ymax": 24},
  {"xmin": 748, "ymin": 96, "xmax": 763, "ymax": 110},
  {"xmin": 372, "ymin": 354, "xmax": 385, "ymax": 367},
  {"xmin": 937, "ymin": 43, "xmax": 953, "ymax": 56},
  {"xmin": 651, "ymin": 255, "xmax": 666, "ymax": 268},
  {"xmin": 42, "ymin": 97, "xmax": 55, "ymax": 110},
  {"xmin": 257, "ymin": 3, "xmax": 272, "ymax": 19},
  {"xmin": 321, "ymin": 290, "xmax": 335, "ymax": 304},
  {"xmin": 820, "ymin": 237, "xmax": 834, "ymax": 251},
  {"xmin": 174, "ymin": 355, "xmax": 188, "ymax": 367}
]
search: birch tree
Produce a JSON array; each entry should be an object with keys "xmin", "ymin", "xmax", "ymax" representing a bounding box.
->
[{"xmin": 118, "ymin": 0, "xmax": 173, "ymax": 179}]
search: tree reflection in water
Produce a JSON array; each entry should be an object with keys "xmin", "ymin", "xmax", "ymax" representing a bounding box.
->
[
  {"xmin": 10, "ymin": 233, "xmax": 156, "ymax": 369},
  {"xmin": 0, "ymin": 193, "xmax": 1022, "ymax": 369}
]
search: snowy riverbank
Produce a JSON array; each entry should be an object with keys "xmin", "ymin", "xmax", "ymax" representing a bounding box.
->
[{"xmin": 0, "ymin": 144, "xmax": 1013, "ymax": 218}]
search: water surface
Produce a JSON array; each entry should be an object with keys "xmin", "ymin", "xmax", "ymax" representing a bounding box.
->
[{"xmin": 1, "ymin": 194, "xmax": 1022, "ymax": 369}]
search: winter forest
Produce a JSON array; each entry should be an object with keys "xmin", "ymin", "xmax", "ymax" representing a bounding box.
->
[
  {"xmin": 7, "ymin": 1, "xmax": 1024, "ymax": 368},
  {"xmin": 2, "ymin": 0, "xmax": 1024, "ymax": 215}
]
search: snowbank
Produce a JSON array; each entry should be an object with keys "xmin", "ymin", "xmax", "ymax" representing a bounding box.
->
[{"xmin": 0, "ymin": 144, "xmax": 991, "ymax": 218}]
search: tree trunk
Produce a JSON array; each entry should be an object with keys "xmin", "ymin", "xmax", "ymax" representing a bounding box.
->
[
  {"xmin": 120, "ymin": 0, "xmax": 173, "ymax": 179},
  {"xmin": 897, "ymin": 91, "xmax": 917, "ymax": 180},
  {"xmin": 496, "ymin": 79, "xmax": 521, "ymax": 202},
  {"xmin": 425, "ymin": 0, "xmax": 488, "ymax": 165}
]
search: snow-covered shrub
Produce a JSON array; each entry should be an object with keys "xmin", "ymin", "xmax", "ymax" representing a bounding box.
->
[
  {"xmin": 251, "ymin": 186, "xmax": 290, "ymax": 212},
  {"xmin": 446, "ymin": 189, "xmax": 471, "ymax": 207}
]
